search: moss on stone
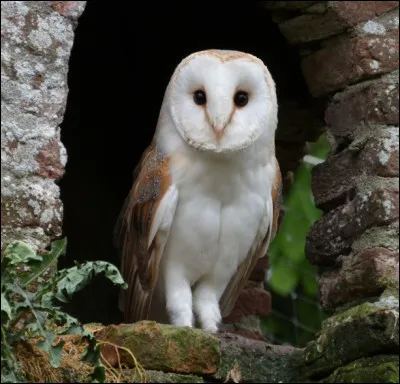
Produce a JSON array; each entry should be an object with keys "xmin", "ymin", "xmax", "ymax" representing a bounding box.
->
[
  {"xmin": 96, "ymin": 321, "xmax": 220, "ymax": 375},
  {"xmin": 320, "ymin": 355, "xmax": 399, "ymax": 383},
  {"xmin": 302, "ymin": 299, "xmax": 399, "ymax": 379}
]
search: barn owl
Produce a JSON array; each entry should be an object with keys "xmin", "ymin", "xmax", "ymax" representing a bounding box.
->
[{"xmin": 115, "ymin": 49, "xmax": 282, "ymax": 333}]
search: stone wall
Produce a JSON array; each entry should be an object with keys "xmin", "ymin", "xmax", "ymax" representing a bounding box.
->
[
  {"xmin": 1, "ymin": 1, "xmax": 399, "ymax": 382},
  {"xmin": 1, "ymin": 1, "xmax": 86, "ymax": 252},
  {"xmin": 260, "ymin": 0, "xmax": 399, "ymax": 378}
]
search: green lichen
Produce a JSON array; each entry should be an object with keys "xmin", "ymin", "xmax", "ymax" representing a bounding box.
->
[
  {"xmin": 97, "ymin": 321, "xmax": 220, "ymax": 375},
  {"xmin": 320, "ymin": 355, "xmax": 399, "ymax": 383},
  {"xmin": 302, "ymin": 299, "xmax": 399, "ymax": 379}
]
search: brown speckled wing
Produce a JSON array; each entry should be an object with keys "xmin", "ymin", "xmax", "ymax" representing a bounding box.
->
[
  {"xmin": 114, "ymin": 141, "xmax": 178, "ymax": 322},
  {"xmin": 220, "ymin": 158, "xmax": 282, "ymax": 318}
]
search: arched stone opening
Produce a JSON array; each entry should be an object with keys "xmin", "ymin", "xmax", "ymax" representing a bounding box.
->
[
  {"xmin": 1, "ymin": 1, "xmax": 398, "ymax": 381},
  {"xmin": 57, "ymin": 1, "xmax": 325, "ymax": 329}
]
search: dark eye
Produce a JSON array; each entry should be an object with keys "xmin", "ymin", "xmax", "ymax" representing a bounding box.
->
[
  {"xmin": 193, "ymin": 90, "xmax": 207, "ymax": 105},
  {"xmin": 234, "ymin": 91, "xmax": 249, "ymax": 107}
]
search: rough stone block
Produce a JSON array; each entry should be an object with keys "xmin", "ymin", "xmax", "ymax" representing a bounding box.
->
[
  {"xmin": 303, "ymin": 296, "xmax": 399, "ymax": 378},
  {"xmin": 1, "ymin": 1, "xmax": 86, "ymax": 251},
  {"xmin": 280, "ymin": 2, "xmax": 399, "ymax": 45},
  {"xmin": 352, "ymin": 222, "xmax": 399, "ymax": 253},
  {"xmin": 354, "ymin": 7, "xmax": 400, "ymax": 37},
  {"xmin": 319, "ymin": 248, "xmax": 399, "ymax": 311},
  {"xmin": 96, "ymin": 321, "xmax": 220, "ymax": 375},
  {"xmin": 320, "ymin": 355, "xmax": 399, "ymax": 383},
  {"xmin": 325, "ymin": 72, "xmax": 399, "ymax": 141},
  {"xmin": 312, "ymin": 127, "xmax": 399, "ymax": 208},
  {"xmin": 223, "ymin": 287, "xmax": 271, "ymax": 324},
  {"xmin": 306, "ymin": 181, "xmax": 399, "ymax": 266},
  {"xmin": 302, "ymin": 31, "xmax": 399, "ymax": 97},
  {"xmin": 215, "ymin": 332, "xmax": 303, "ymax": 383}
]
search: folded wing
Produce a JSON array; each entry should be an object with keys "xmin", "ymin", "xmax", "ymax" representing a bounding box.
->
[{"xmin": 114, "ymin": 141, "xmax": 179, "ymax": 322}]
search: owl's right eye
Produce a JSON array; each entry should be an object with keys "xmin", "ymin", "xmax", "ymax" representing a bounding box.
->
[{"xmin": 193, "ymin": 90, "xmax": 207, "ymax": 105}]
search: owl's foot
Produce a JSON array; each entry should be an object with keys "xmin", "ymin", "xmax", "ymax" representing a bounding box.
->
[
  {"xmin": 165, "ymin": 265, "xmax": 194, "ymax": 327},
  {"xmin": 193, "ymin": 283, "xmax": 221, "ymax": 333}
]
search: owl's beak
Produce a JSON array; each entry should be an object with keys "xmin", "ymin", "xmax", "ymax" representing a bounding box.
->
[{"xmin": 212, "ymin": 123, "xmax": 227, "ymax": 142}]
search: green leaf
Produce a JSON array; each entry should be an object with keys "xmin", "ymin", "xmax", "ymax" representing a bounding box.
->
[
  {"xmin": 49, "ymin": 340, "xmax": 65, "ymax": 368},
  {"xmin": 3, "ymin": 241, "xmax": 42, "ymax": 265},
  {"xmin": 90, "ymin": 364, "xmax": 106, "ymax": 383},
  {"xmin": 21, "ymin": 238, "xmax": 67, "ymax": 288},
  {"xmin": 269, "ymin": 263, "xmax": 299, "ymax": 297},
  {"xmin": 55, "ymin": 261, "xmax": 127, "ymax": 303},
  {"xmin": 1, "ymin": 294, "xmax": 12, "ymax": 319}
]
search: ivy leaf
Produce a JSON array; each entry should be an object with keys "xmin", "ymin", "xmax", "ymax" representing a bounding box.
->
[
  {"xmin": 21, "ymin": 238, "xmax": 67, "ymax": 288},
  {"xmin": 90, "ymin": 364, "xmax": 106, "ymax": 383},
  {"xmin": 1, "ymin": 294, "xmax": 12, "ymax": 320},
  {"xmin": 3, "ymin": 241, "xmax": 42, "ymax": 266},
  {"xmin": 55, "ymin": 261, "xmax": 127, "ymax": 303},
  {"xmin": 49, "ymin": 340, "xmax": 65, "ymax": 368}
]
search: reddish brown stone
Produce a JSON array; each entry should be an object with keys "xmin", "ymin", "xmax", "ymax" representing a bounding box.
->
[
  {"xmin": 35, "ymin": 139, "xmax": 64, "ymax": 180},
  {"xmin": 223, "ymin": 287, "xmax": 271, "ymax": 324},
  {"xmin": 1, "ymin": 195, "xmax": 63, "ymax": 238},
  {"xmin": 312, "ymin": 128, "xmax": 399, "ymax": 208},
  {"xmin": 319, "ymin": 248, "xmax": 399, "ymax": 311},
  {"xmin": 51, "ymin": 1, "xmax": 79, "ymax": 17},
  {"xmin": 306, "ymin": 188, "xmax": 399, "ymax": 266},
  {"xmin": 325, "ymin": 76, "xmax": 399, "ymax": 141},
  {"xmin": 280, "ymin": 2, "xmax": 399, "ymax": 44},
  {"xmin": 302, "ymin": 31, "xmax": 399, "ymax": 97}
]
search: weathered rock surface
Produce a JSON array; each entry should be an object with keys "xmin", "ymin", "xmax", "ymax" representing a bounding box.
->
[
  {"xmin": 319, "ymin": 247, "xmax": 399, "ymax": 310},
  {"xmin": 215, "ymin": 332, "xmax": 303, "ymax": 383},
  {"xmin": 320, "ymin": 355, "xmax": 399, "ymax": 383},
  {"xmin": 307, "ymin": 178, "xmax": 399, "ymax": 266},
  {"xmin": 302, "ymin": 294, "xmax": 399, "ymax": 378},
  {"xmin": 279, "ymin": 1, "xmax": 399, "ymax": 45},
  {"xmin": 302, "ymin": 30, "xmax": 399, "ymax": 96},
  {"xmin": 96, "ymin": 321, "xmax": 220, "ymax": 375},
  {"xmin": 1, "ymin": 1, "xmax": 86, "ymax": 252},
  {"xmin": 92, "ymin": 315, "xmax": 400, "ymax": 382}
]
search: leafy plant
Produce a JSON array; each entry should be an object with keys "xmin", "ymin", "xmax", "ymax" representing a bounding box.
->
[
  {"xmin": 263, "ymin": 133, "xmax": 330, "ymax": 346},
  {"xmin": 1, "ymin": 238, "xmax": 127, "ymax": 383}
]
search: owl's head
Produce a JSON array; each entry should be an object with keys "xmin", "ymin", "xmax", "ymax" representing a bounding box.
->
[{"xmin": 164, "ymin": 50, "xmax": 278, "ymax": 154}]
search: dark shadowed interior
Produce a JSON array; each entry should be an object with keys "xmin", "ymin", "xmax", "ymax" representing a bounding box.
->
[{"xmin": 58, "ymin": 1, "xmax": 321, "ymax": 325}]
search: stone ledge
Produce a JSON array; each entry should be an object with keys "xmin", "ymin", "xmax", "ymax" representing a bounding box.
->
[
  {"xmin": 96, "ymin": 321, "xmax": 220, "ymax": 375},
  {"xmin": 93, "ymin": 317, "xmax": 400, "ymax": 383}
]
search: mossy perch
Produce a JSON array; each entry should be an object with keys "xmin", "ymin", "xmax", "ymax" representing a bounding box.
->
[{"xmin": 96, "ymin": 321, "xmax": 220, "ymax": 375}]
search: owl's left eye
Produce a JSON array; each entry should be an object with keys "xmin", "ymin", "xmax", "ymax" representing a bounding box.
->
[
  {"xmin": 234, "ymin": 91, "xmax": 249, "ymax": 107},
  {"xmin": 193, "ymin": 90, "xmax": 207, "ymax": 105}
]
